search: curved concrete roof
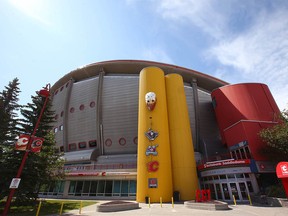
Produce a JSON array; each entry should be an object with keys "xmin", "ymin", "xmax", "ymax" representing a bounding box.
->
[{"xmin": 51, "ymin": 60, "xmax": 229, "ymax": 92}]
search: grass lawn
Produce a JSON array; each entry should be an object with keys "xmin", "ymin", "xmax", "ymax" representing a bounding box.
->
[{"xmin": 0, "ymin": 199, "xmax": 97, "ymax": 216}]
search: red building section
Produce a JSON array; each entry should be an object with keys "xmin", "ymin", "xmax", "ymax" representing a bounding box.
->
[{"xmin": 211, "ymin": 83, "xmax": 280, "ymax": 163}]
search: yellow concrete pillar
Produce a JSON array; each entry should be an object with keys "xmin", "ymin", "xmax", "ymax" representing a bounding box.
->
[
  {"xmin": 137, "ymin": 67, "xmax": 173, "ymax": 203},
  {"xmin": 165, "ymin": 74, "xmax": 198, "ymax": 200}
]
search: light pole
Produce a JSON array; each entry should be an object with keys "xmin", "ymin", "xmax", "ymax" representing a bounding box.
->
[{"xmin": 2, "ymin": 84, "xmax": 50, "ymax": 216}]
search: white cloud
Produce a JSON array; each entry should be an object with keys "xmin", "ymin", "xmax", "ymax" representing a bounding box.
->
[
  {"xmin": 142, "ymin": 48, "xmax": 175, "ymax": 65},
  {"xmin": 9, "ymin": 0, "xmax": 52, "ymax": 26},
  {"xmin": 156, "ymin": 0, "xmax": 229, "ymax": 39},
  {"xmin": 155, "ymin": 0, "xmax": 288, "ymax": 110},
  {"xmin": 208, "ymin": 9, "xmax": 288, "ymax": 110}
]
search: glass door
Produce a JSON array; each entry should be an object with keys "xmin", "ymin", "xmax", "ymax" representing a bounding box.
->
[
  {"xmin": 222, "ymin": 183, "xmax": 230, "ymax": 200},
  {"xmin": 239, "ymin": 182, "xmax": 248, "ymax": 200},
  {"xmin": 230, "ymin": 183, "xmax": 240, "ymax": 200}
]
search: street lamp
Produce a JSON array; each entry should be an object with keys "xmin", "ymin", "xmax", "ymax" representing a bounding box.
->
[{"xmin": 2, "ymin": 84, "xmax": 51, "ymax": 216}]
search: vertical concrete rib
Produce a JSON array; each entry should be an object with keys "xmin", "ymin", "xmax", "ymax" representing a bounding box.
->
[
  {"xmin": 96, "ymin": 69, "xmax": 105, "ymax": 155},
  {"xmin": 63, "ymin": 79, "xmax": 74, "ymax": 152},
  {"xmin": 191, "ymin": 78, "xmax": 200, "ymax": 151}
]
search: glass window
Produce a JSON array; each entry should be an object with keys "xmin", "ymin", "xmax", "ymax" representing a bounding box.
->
[
  {"xmin": 129, "ymin": 180, "xmax": 136, "ymax": 196},
  {"xmin": 75, "ymin": 181, "xmax": 83, "ymax": 196},
  {"xmin": 97, "ymin": 180, "xmax": 105, "ymax": 196},
  {"xmin": 113, "ymin": 180, "xmax": 121, "ymax": 196},
  {"xmin": 231, "ymin": 151, "xmax": 237, "ymax": 159},
  {"xmin": 240, "ymin": 148, "xmax": 246, "ymax": 159},
  {"xmin": 236, "ymin": 149, "xmax": 241, "ymax": 159},
  {"xmin": 209, "ymin": 184, "xmax": 216, "ymax": 200},
  {"xmin": 59, "ymin": 125, "xmax": 64, "ymax": 131},
  {"xmin": 89, "ymin": 181, "xmax": 97, "ymax": 196},
  {"xmin": 78, "ymin": 142, "xmax": 87, "ymax": 149},
  {"xmin": 215, "ymin": 183, "xmax": 223, "ymax": 200},
  {"xmin": 235, "ymin": 173, "xmax": 244, "ymax": 178},
  {"xmin": 60, "ymin": 146, "xmax": 64, "ymax": 152},
  {"xmin": 89, "ymin": 140, "xmax": 97, "ymax": 147},
  {"xmin": 105, "ymin": 181, "xmax": 113, "ymax": 196},
  {"xmin": 83, "ymin": 181, "xmax": 90, "ymax": 194},
  {"xmin": 58, "ymin": 181, "xmax": 65, "ymax": 193},
  {"xmin": 68, "ymin": 181, "xmax": 76, "ymax": 194},
  {"xmin": 79, "ymin": 104, "xmax": 85, "ymax": 110},
  {"xmin": 69, "ymin": 143, "xmax": 77, "ymax": 151},
  {"xmin": 222, "ymin": 183, "xmax": 230, "ymax": 200},
  {"xmin": 220, "ymin": 175, "xmax": 227, "ymax": 180},
  {"xmin": 121, "ymin": 180, "xmax": 129, "ymax": 197},
  {"xmin": 247, "ymin": 181, "xmax": 254, "ymax": 193},
  {"xmin": 239, "ymin": 182, "xmax": 248, "ymax": 199},
  {"xmin": 245, "ymin": 146, "xmax": 251, "ymax": 159},
  {"xmin": 230, "ymin": 183, "xmax": 239, "ymax": 200},
  {"xmin": 227, "ymin": 174, "xmax": 235, "ymax": 179},
  {"xmin": 90, "ymin": 101, "xmax": 96, "ymax": 108}
]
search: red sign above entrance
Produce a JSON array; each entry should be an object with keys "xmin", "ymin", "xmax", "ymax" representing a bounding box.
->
[
  {"xmin": 276, "ymin": 161, "xmax": 288, "ymax": 178},
  {"xmin": 198, "ymin": 159, "xmax": 250, "ymax": 170}
]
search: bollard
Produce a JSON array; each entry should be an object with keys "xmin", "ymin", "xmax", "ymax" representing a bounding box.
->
[
  {"xmin": 171, "ymin": 197, "xmax": 174, "ymax": 208},
  {"xmin": 79, "ymin": 200, "xmax": 83, "ymax": 214},
  {"xmin": 148, "ymin": 197, "xmax": 151, "ymax": 208},
  {"xmin": 160, "ymin": 197, "xmax": 162, "ymax": 208},
  {"xmin": 59, "ymin": 202, "xmax": 64, "ymax": 215},
  {"xmin": 248, "ymin": 194, "xmax": 252, "ymax": 205},
  {"xmin": 233, "ymin": 195, "xmax": 237, "ymax": 205},
  {"xmin": 36, "ymin": 200, "xmax": 42, "ymax": 216}
]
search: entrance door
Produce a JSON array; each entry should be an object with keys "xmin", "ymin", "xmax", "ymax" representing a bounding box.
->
[
  {"xmin": 230, "ymin": 183, "xmax": 240, "ymax": 200},
  {"xmin": 221, "ymin": 183, "xmax": 230, "ymax": 200},
  {"xmin": 239, "ymin": 182, "xmax": 248, "ymax": 200}
]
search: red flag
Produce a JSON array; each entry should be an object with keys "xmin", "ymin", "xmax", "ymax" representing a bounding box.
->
[
  {"xmin": 15, "ymin": 134, "xmax": 30, "ymax": 151},
  {"xmin": 31, "ymin": 137, "xmax": 44, "ymax": 153},
  {"xmin": 15, "ymin": 135, "xmax": 44, "ymax": 153}
]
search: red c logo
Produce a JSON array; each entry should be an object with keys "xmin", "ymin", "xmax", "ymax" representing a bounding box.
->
[{"xmin": 147, "ymin": 161, "xmax": 159, "ymax": 172}]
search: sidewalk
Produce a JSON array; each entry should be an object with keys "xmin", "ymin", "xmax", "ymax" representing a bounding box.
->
[{"xmin": 57, "ymin": 201, "xmax": 288, "ymax": 216}]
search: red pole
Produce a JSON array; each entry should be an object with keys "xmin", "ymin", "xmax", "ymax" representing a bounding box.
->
[{"xmin": 2, "ymin": 85, "xmax": 50, "ymax": 216}]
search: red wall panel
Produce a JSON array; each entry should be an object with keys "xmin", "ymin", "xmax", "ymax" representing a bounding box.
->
[{"xmin": 212, "ymin": 83, "xmax": 280, "ymax": 160}]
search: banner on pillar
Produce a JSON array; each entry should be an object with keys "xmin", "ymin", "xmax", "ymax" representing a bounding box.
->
[
  {"xmin": 30, "ymin": 137, "xmax": 44, "ymax": 153},
  {"xmin": 15, "ymin": 134, "xmax": 30, "ymax": 151},
  {"xmin": 15, "ymin": 135, "xmax": 44, "ymax": 153}
]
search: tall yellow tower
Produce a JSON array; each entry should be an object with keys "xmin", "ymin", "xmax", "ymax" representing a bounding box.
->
[
  {"xmin": 137, "ymin": 67, "xmax": 198, "ymax": 203},
  {"xmin": 165, "ymin": 74, "xmax": 198, "ymax": 200},
  {"xmin": 136, "ymin": 67, "xmax": 173, "ymax": 203}
]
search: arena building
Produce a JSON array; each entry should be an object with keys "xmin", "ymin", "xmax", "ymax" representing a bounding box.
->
[{"xmin": 38, "ymin": 60, "xmax": 280, "ymax": 203}]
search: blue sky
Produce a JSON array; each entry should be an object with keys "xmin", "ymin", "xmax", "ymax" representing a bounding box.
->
[{"xmin": 1, "ymin": 0, "xmax": 288, "ymax": 110}]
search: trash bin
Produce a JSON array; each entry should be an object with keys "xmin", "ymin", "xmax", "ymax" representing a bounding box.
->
[
  {"xmin": 173, "ymin": 191, "xmax": 180, "ymax": 202},
  {"xmin": 145, "ymin": 196, "xmax": 149, "ymax": 204}
]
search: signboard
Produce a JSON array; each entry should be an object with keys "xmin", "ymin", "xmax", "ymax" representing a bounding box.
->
[
  {"xmin": 276, "ymin": 161, "xmax": 288, "ymax": 178},
  {"xmin": 198, "ymin": 159, "xmax": 250, "ymax": 170},
  {"xmin": 9, "ymin": 178, "xmax": 21, "ymax": 189},
  {"xmin": 200, "ymin": 166, "xmax": 251, "ymax": 177},
  {"xmin": 148, "ymin": 178, "xmax": 158, "ymax": 188}
]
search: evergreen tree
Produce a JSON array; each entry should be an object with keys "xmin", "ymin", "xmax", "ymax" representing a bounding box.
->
[
  {"xmin": 259, "ymin": 110, "xmax": 288, "ymax": 161},
  {"xmin": 0, "ymin": 78, "xmax": 21, "ymax": 146},
  {"xmin": 14, "ymin": 92, "xmax": 64, "ymax": 202},
  {"xmin": 0, "ymin": 78, "xmax": 22, "ymax": 200}
]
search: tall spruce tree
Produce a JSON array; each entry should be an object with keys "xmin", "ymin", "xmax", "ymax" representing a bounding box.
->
[
  {"xmin": 0, "ymin": 78, "xmax": 22, "ymax": 200},
  {"xmin": 14, "ymin": 92, "xmax": 64, "ymax": 202}
]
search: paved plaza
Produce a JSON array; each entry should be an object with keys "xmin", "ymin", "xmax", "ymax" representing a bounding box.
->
[{"xmin": 53, "ymin": 201, "xmax": 288, "ymax": 216}]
